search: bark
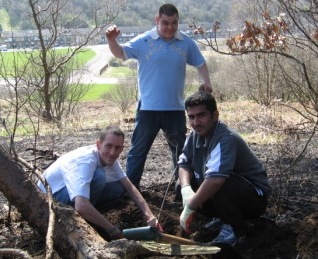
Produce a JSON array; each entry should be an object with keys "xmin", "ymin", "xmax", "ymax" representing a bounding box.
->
[{"xmin": 0, "ymin": 145, "xmax": 153, "ymax": 258}]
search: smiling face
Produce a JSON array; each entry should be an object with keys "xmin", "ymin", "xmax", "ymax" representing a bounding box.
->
[
  {"xmin": 187, "ymin": 105, "xmax": 219, "ymax": 137},
  {"xmin": 155, "ymin": 13, "xmax": 179, "ymax": 41},
  {"xmin": 96, "ymin": 133, "xmax": 124, "ymax": 166}
]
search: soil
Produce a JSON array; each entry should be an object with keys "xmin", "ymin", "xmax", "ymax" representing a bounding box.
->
[{"xmin": 0, "ymin": 100, "xmax": 318, "ymax": 259}]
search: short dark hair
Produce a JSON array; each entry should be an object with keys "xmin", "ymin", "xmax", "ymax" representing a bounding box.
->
[
  {"xmin": 99, "ymin": 125, "xmax": 125, "ymax": 141},
  {"xmin": 158, "ymin": 4, "xmax": 179, "ymax": 18},
  {"xmin": 185, "ymin": 91, "xmax": 217, "ymax": 114}
]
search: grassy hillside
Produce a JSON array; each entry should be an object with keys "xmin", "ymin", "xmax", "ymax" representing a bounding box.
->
[
  {"xmin": 116, "ymin": 0, "xmax": 231, "ymax": 26},
  {"xmin": 0, "ymin": 0, "xmax": 232, "ymax": 30}
]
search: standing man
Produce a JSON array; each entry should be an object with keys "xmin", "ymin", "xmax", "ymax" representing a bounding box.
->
[
  {"xmin": 105, "ymin": 4, "xmax": 212, "ymax": 187},
  {"xmin": 38, "ymin": 125, "xmax": 161, "ymax": 241},
  {"xmin": 178, "ymin": 91, "xmax": 271, "ymax": 246}
]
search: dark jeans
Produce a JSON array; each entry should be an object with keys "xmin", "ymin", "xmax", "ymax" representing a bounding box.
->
[
  {"xmin": 126, "ymin": 110, "xmax": 187, "ymax": 186},
  {"xmin": 178, "ymin": 173, "xmax": 268, "ymax": 236},
  {"xmin": 53, "ymin": 167, "xmax": 126, "ymax": 206}
]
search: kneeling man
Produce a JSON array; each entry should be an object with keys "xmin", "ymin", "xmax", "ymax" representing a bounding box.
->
[
  {"xmin": 38, "ymin": 125, "xmax": 161, "ymax": 240},
  {"xmin": 178, "ymin": 91, "xmax": 271, "ymax": 246}
]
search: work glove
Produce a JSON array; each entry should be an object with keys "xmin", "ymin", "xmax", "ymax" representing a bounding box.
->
[
  {"xmin": 180, "ymin": 204, "xmax": 196, "ymax": 234},
  {"xmin": 108, "ymin": 226, "xmax": 124, "ymax": 240},
  {"xmin": 181, "ymin": 185, "xmax": 195, "ymax": 208},
  {"xmin": 147, "ymin": 217, "xmax": 164, "ymax": 232}
]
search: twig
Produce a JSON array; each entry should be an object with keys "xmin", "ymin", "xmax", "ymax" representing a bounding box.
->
[
  {"xmin": 14, "ymin": 156, "xmax": 56, "ymax": 259},
  {"xmin": 157, "ymin": 166, "xmax": 178, "ymax": 223},
  {"xmin": 157, "ymin": 140, "xmax": 179, "ymax": 222},
  {"xmin": 0, "ymin": 248, "xmax": 32, "ymax": 258},
  {"xmin": 282, "ymin": 118, "xmax": 318, "ymax": 173}
]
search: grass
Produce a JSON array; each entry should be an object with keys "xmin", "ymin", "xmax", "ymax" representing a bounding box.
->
[
  {"xmin": 240, "ymin": 132, "xmax": 283, "ymax": 145},
  {"xmin": 75, "ymin": 48, "xmax": 96, "ymax": 66},
  {"xmin": 102, "ymin": 66, "xmax": 134, "ymax": 78},
  {"xmin": 0, "ymin": 48, "xmax": 124, "ymax": 102},
  {"xmin": 0, "ymin": 48, "xmax": 123, "ymax": 102},
  {"xmin": 217, "ymin": 100, "xmax": 305, "ymax": 145},
  {"xmin": 81, "ymin": 84, "xmax": 115, "ymax": 101},
  {"xmin": 0, "ymin": 48, "xmax": 96, "ymax": 76}
]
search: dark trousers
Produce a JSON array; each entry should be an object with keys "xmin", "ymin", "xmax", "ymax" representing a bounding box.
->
[
  {"xmin": 126, "ymin": 110, "xmax": 187, "ymax": 186},
  {"xmin": 180, "ymin": 173, "xmax": 268, "ymax": 236}
]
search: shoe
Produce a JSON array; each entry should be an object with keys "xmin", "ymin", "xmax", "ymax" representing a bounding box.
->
[
  {"xmin": 204, "ymin": 218, "xmax": 223, "ymax": 232},
  {"xmin": 211, "ymin": 224, "xmax": 245, "ymax": 246}
]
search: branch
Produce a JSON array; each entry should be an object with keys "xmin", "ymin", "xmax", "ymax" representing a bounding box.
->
[
  {"xmin": 282, "ymin": 117, "xmax": 318, "ymax": 173},
  {"xmin": 0, "ymin": 249, "xmax": 32, "ymax": 258},
  {"xmin": 14, "ymin": 155, "xmax": 56, "ymax": 259},
  {"xmin": 279, "ymin": 0, "xmax": 318, "ymax": 49}
]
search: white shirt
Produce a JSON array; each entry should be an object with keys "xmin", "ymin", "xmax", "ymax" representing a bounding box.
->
[{"xmin": 37, "ymin": 145, "xmax": 126, "ymax": 201}]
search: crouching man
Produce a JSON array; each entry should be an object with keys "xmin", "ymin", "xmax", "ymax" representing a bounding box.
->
[
  {"xmin": 178, "ymin": 91, "xmax": 271, "ymax": 246},
  {"xmin": 38, "ymin": 125, "xmax": 161, "ymax": 240}
]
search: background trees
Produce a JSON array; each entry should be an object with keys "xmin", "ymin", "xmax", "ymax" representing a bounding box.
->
[
  {"xmin": 0, "ymin": 0, "xmax": 232, "ymax": 29},
  {"xmin": 193, "ymin": 0, "xmax": 318, "ymax": 115}
]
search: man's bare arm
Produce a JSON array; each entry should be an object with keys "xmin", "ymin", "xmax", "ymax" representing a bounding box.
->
[
  {"xmin": 74, "ymin": 196, "xmax": 120, "ymax": 234},
  {"xmin": 120, "ymin": 177, "xmax": 155, "ymax": 222},
  {"xmin": 197, "ymin": 63, "xmax": 213, "ymax": 93},
  {"xmin": 105, "ymin": 25, "xmax": 125, "ymax": 60}
]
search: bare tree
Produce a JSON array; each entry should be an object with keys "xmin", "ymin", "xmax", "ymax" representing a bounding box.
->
[
  {"xmin": 235, "ymin": 0, "xmax": 317, "ymax": 123},
  {"xmin": 240, "ymin": 53, "xmax": 280, "ymax": 105},
  {"xmin": 103, "ymin": 79, "xmax": 136, "ymax": 113},
  {"xmin": 103, "ymin": 60, "xmax": 138, "ymax": 114},
  {"xmin": 189, "ymin": 0, "xmax": 318, "ymax": 118},
  {"xmin": 1, "ymin": 0, "xmax": 126, "ymax": 122}
]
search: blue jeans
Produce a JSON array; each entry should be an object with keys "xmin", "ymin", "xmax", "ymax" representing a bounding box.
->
[
  {"xmin": 126, "ymin": 110, "xmax": 187, "ymax": 186},
  {"xmin": 53, "ymin": 167, "xmax": 126, "ymax": 206}
]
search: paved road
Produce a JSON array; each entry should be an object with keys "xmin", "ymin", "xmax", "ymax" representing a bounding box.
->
[
  {"xmin": 77, "ymin": 44, "xmax": 119, "ymax": 84},
  {"xmin": 0, "ymin": 45, "xmax": 118, "ymax": 91}
]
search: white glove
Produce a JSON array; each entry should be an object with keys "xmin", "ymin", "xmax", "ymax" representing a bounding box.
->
[
  {"xmin": 181, "ymin": 185, "xmax": 195, "ymax": 208},
  {"xmin": 180, "ymin": 204, "xmax": 196, "ymax": 234}
]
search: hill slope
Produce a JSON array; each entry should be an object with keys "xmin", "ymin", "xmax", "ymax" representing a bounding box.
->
[{"xmin": 0, "ymin": 0, "xmax": 232, "ymax": 30}]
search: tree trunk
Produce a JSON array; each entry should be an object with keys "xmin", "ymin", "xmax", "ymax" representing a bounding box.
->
[{"xmin": 0, "ymin": 145, "xmax": 152, "ymax": 258}]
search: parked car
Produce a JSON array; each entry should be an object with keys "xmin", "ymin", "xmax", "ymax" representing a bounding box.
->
[{"xmin": 0, "ymin": 44, "xmax": 8, "ymax": 51}]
